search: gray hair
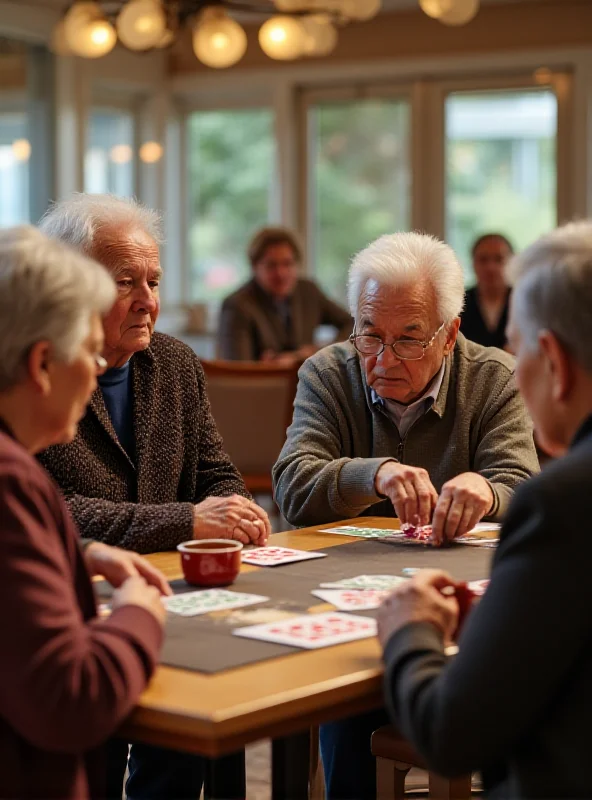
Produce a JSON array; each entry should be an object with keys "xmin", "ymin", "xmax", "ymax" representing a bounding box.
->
[
  {"xmin": 507, "ymin": 220, "xmax": 592, "ymax": 371},
  {"xmin": 38, "ymin": 193, "xmax": 163, "ymax": 254},
  {"xmin": 0, "ymin": 225, "xmax": 116, "ymax": 392},
  {"xmin": 348, "ymin": 232, "xmax": 465, "ymax": 323}
]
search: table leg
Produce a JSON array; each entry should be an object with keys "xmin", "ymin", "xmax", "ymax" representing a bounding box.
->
[{"xmin": 272, "ymin": 730, "xmax": 311, "ymax": 800}]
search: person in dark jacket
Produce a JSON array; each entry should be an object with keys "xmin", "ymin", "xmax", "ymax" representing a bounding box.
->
[
  {"xmin": 0, "ymin": 226, "xmax": 168, "ymax": 800},
  {"xmin": 378, "ymin": 220, "xmax": 592, "ymax": 799},
  {"xmin": 217, "ymin": 226, "xmax": 352, "ymax": 362},
  {"xmin": 460, "ymin": 233, "xmax": 513, "ymax": 350},
  {"xmin": 38, "ymin": 194, "xmax": 267, "ymax": 800}
]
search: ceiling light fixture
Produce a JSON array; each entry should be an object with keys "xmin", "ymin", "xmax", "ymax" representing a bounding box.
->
[{"xmin": 53, "ymin": 0, "xmax": 384, "ymax": 68}]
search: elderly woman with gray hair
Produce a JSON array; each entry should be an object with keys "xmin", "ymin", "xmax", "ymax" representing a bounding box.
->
[
  {"xmin": 377, "ymin": 222, "xmax": 592, "ymax": 799},
  {"xmin": 273, "ymin": 231, "xmax": 539, "ymax": 799},
  {"xmin": 0, "ymin": 226, "xmax": 170, "ymax": 800},
  {"xmin": 37, "ymin": 193, "xmax": 263, "ymax": 799}
]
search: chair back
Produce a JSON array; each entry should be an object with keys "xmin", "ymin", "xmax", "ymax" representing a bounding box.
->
[{"xmin": 201, "ymin": 359, "xmax": 300, "ymax": 493}]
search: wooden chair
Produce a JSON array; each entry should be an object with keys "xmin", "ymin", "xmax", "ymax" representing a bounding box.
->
[
  {"xmin": 371, "ymin": 725, "xmax": 472, "ymax": 800},
  {"xmin": 200, "ymin": 359, "xmax": 300, "ymax": 496}
]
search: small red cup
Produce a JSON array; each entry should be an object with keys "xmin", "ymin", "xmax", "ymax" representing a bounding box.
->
[
  {"xmin": 453, "ymin": 582, "xmax": 476, "ymax": 639},
  {"xmin": 177, "ymin": 540, "xmax": 243, "ymax": 587}
]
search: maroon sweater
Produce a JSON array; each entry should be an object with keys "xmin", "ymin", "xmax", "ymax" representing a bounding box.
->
[{"xmin": 0, "ymin": 421, "xmax": 163, "ymax": 799}]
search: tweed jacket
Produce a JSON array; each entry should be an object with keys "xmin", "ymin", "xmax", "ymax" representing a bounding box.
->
[
  {"xmin": 273, "ymin": 334, "xmax": 539, "ymax": 526},
  {"xmin": 38, "ymin": 333, "xmax": 249, "ymax": 554},
  {"xmin": 217, "ymin": 277, "xmax": 353, "ymax": 361}
]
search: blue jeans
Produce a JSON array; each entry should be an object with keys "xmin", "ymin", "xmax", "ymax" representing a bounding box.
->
[
  {"xmin": 106, "ymin": 739, "xmax": 246, "ymax": 800},
  {"xmin": 320, "ymin": 709, "xmax": 389, "ymax": 800}
]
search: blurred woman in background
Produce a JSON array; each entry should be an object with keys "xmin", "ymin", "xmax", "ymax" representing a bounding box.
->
[{"xmin": 460, "ymin": 233, "xmax": 513, "ymax": 350}]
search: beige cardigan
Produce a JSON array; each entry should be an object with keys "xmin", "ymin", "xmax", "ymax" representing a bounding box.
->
[{"xmin": 272, "ymin": 334, "xmax": 539, "ymax": 526}]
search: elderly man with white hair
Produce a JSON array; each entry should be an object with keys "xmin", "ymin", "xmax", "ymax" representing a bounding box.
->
[
  {"xmin": 377, "ymin": 221, "xmax": 592, "ymax": 799},
  {"xmin": 37, "ymin": 194, "xmax": 267, "ymax": 800},
  {"xmin": 273, "ymin": 231, "xmax": 539, "ymax": 799}
]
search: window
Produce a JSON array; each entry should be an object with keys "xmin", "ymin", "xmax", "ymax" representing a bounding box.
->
[
  {"xmin": 445, "ymin": 88, "xmax": 557, "ymax": 282},
  {"xmin": 0, "ymin": 109, "xmax": 30, "ymax": 226},
  {"xmin": 186, "ymin": 108, "xmax": 276, "ymax": 305},
  {"xmin": 307, "ymin": 97, "xmax": 411, "ymax": 305},
  {"xmin": 85, "ymin": 109, "xmax": 135, "ymax": 197}
]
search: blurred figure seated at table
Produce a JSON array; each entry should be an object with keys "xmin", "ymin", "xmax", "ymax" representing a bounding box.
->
[
  {"xmin": 378, "ymin": 219, "xmax": 592, "ymax": 800},
  {"xmin": 38, "ymin": 193, "xmax": 269, "ymax": 800},
  {"xmin": 0, "ymin": 226, "xmax": 169, "ymax": 800},
  {"xmin": 272, "ymin": 230, "xmax": 539, "ymax": 800},
  {"xmin": 460, "ymin": 232, "xmax": 513, "ymax": 350},
  {"xmin": 217, "ymin": 226, "xmax": 352, "ymax": 364}
]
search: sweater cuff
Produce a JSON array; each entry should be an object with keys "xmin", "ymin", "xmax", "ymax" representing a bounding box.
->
[
  {"xmin": 337, "ymin": 457, "xmax": 396, "ymax": 509},
  {"xmin": 103, "ymin": 605, "xmax": 164, "ymax": 667},
  {"xmin": 383, "ymin": 621, "xmax": 445, "ymax": 669}
]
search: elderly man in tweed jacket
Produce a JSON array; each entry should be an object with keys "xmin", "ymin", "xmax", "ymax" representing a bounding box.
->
[
  {"xmin": 38, "ymin": 193, "xmax": 268, "ymax": 800},
  {"xmin": 272, "ymin": 231, "xmax": 539, "ymax": 800}
]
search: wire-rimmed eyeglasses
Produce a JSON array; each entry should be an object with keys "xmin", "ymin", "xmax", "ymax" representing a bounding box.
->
[{"xmin": 349, "ymin": 321, "xmax": 447, "ymax": 361}]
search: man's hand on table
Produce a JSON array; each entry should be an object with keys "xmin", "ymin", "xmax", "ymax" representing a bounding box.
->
[
  {"xmin": 377, "ymin": 569, "xmax": 459, "ymax": 649},
  {"xmin": 375, "ymin": 462, "xmax": 438, "ymax": 527},
  {"xmin": 193, "ymin": 495, "xmax": 271, "ymax": 545},
  {"xmin": 84, "ymin": 541, "xmax": 172, "ymax": 596},
  {"xmin": 431, "ymin": 472, "xmax": 494, "ymax": 544}
]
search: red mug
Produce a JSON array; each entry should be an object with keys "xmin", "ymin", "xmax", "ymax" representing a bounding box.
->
[
  {"xmin": 177, "ymin": 540, "xmax": 243, "ymax": 587},
  {"xmin": 453, "ymin": 582, "xmax": 476, "ymax": 639}
]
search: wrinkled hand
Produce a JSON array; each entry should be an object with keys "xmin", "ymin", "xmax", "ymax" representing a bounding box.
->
[
  {"xmin": 193, "ymin": 495, "xmax": 271, "ymax": 545},
  {"xmin": 377, "ymin": 569, "xmax": 459, "ymax": 649},
  {"xmin": 84, "ymin": 541, "xmax": 172, "ymax": 596},
  {"xmin": 112, "ymin": 575, "xmax": 167, "ymax": 626},
  {"xmin": 431, "ymin": 472, "xmax": 494, "ymax": 545},
  {"xmin": 375, "ymin": 461, "xmax": 438, "ymax": 526}
]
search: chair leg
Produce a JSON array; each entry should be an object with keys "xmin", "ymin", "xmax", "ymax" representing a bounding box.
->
[
  {"xmin": 428, "ymin": 771, "xmax": 472, "ymax": 800},
  {"xmin": 376, "ymin": 756, "xmax": 411, "ymax": 800}
]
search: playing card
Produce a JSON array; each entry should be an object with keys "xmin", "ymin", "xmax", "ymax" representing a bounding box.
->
[
  {"xmin": 164, "ymin": 589, "xmax": 268, "ymax": 617},
  {"xmin": 233, "ymin": 611, "xmax": 377, "ymax": 649},
  {"xmin": 468, "ymin": 579, "xmax": 490, "ymax": 596},
  {"xmin": 312, "ymin": 588, "xmax": 391, "ymax": 610},
  {"xmin": 241, "ymin": 546, "xmax": 327, "ymax": 566},
  {"xmin": 319, "ymin": 574, "xmax": 408, "ymax": 591},
  {"xmin": 321, "ymin": 526, "xmax": 399, "ymax": 539}
]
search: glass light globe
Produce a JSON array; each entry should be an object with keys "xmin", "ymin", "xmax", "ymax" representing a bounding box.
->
[
  {"xmin": 12, "ymin": 139, "xmax": 31, "ymax": 162},
  {"xmin": 110, "ymin": 144, "xmax": 133, "ymax": 164},
  {"xmin": 419, "ymin": 0, "xmax": 454, "ymax": 19},
  {"xmin": 63, "ymin": 2, "xmax": 102, "ymax": 48},
  {"xmin": 302, "ymin": 15, "xmax": 338, "ymax": 57},
  {"xmin": 439, "ymin": 0, "xmax": 480, "ymax": 25},
  {"xmin": 192, "ymin": 11, "xmax": 247, "ymax": 69},
  {"xmin": 337, "ymin": 0, "xmax": 382, "ymax": 20},
  {"xmin": 139, "ymin": 141, "xmax": 164, "ymax": 163},
  {"xmin": 117, "ymin": 0, "xmax": 166, "ymax": 50},
  {"xmin": 76, "ymin": 18, "xmax": 117, "ymax": 57},
  {"xmin": 274, "ymin": 0, "xmax": 307, "ymax": 9},
  {"xmin": 259, "ymin": 16, "xmax": 306, "ymax": 61}
]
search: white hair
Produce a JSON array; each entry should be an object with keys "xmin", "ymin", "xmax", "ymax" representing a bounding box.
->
[
  {"xmin": 347, "ymin": 232, "xmax": 465, "ymax": 324},
  {"xmin": 507, "ymin": 220, "xmax": 592, "ymax": 371},
  {"xmin": 0, "ymin": 225, "xmax": 116, "ymax": 392},
  {"xmin": 38, "ymin": 193, "xmax": 163, "ymax": 254}
]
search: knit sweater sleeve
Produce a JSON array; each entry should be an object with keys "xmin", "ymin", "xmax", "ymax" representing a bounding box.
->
[{"xmin": 273, "ymin": 357, "xmax": 392, "ymax": 525}]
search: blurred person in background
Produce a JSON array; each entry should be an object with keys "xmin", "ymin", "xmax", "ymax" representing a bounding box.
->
[
  {"xmin": 0, "ymin": 226, "xmax": 168, "ymax": 800},
  {"xmin": 217, "ymin": 226, "xmax": 352, "ymax": 363},
  {"xmin": 460, "ymin": 233, "xmax": 513, "ymax": 350}
]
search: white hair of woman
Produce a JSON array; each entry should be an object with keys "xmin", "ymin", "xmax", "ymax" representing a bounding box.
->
[
  {"xmin": 38, "ymin": 193, "xmax": 163, "ymax": 253},
  {"xmin": 347, "ymin": 231, "xmax": 465, "ymax": 325},
  {"xmin": 507, "ymin": 220, "xmax": 592, "ymax": 371},
  {"xmin": 0, "ymin": 225, "xmax": 116, "ymax": 391}
]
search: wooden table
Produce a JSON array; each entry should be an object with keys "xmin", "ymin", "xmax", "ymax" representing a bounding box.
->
[
  {"xmin": 117, "ymin": 517, "xmax": 494, "ymax": 798},
  {"xmin": 120, "ymin": 517, "xmax": 393, "ymax": 758}
]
